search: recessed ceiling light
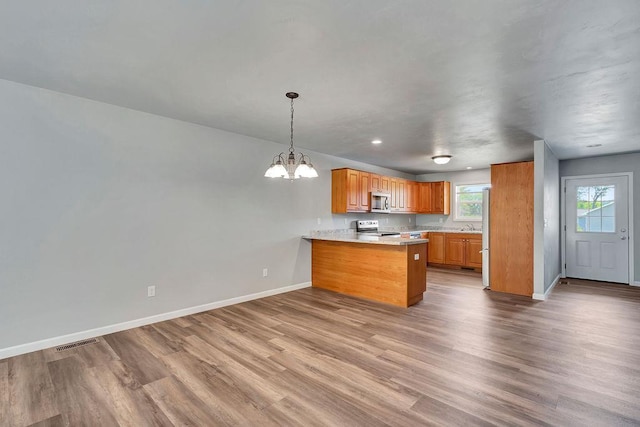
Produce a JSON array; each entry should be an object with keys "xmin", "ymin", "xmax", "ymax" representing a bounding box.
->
[
  {"xmin": 466, "ymin": 166, "xmax": 473, "ymax": 170},
  {"xmin": 586, "ymin": 144, "xmax": 602, "ymax": 148},
  {"xmin": 371, "ymin": 139, "xmax": 382, "ymax": 144},
  {"xmin": 432, "ymin": 155, "xmax": 452, "ymax": 165}
]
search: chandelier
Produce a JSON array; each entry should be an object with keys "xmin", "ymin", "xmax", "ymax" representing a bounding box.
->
[{"xmin": 264, "ymin": 92, "xmax": 318, "ymax": 180}]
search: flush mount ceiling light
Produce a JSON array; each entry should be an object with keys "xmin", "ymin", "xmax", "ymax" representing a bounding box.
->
[
  {"xmin": 371, "ymin": 139, "xmax": 382, "ymax": 145},
  {"xmin": 432, "ymin": 155, "xmax": 452, "ymax": 165},
  {"xmin": 265, "ymin": 92, "xmax": 318, "ymax": 180}
]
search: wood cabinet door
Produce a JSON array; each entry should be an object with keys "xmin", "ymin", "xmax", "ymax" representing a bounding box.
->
[
  {"xmin": 444, "ymin": 235, "xmax": 465, "ymax": 266},
  {"xmin": 390, "ymin": 178, "xmax": 399, "ymax": 210},
  {"xmin": 418, "ymin": 183, "xmax": 432, "ymax": 213},
  {"xmin": 380, "ymin": 176, "xmax": 390, "ymax": 192},
  {"xmin": 406, "ymin": 181, "xmax": 418, "ymax": 213},
  {"xmin": 359, "ymin": 172, "xmax": 371, "ymax": 211},
  {"xmin": 346, "ymin": 169, "xmax": 360, "ymax": 211},
  {"xmin": 430, "ymin": 181, "xmax": 451, "ymax": 215},
  {"xmin": 427, "ymin": 233, "xmax": 445, "ymax": 264},
  {"xmin": 397, "ymin": 179, "xmax": 406, "ymax": 210},
  {"xmin": 466, "ymin": 237, "xmax": 483, "ymax": 268},
  {"xmin": 370, "ymin": 174, "xmax": 380, "ymax": 192}
]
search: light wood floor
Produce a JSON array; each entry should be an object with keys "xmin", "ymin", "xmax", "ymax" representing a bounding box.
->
[{"xmin": 2, "ymin": 270, "xmax": 640, "ymax": 426}]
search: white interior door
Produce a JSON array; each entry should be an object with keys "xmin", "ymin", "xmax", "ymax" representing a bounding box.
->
[{"xmin": 565, "ymin": 176, "xmax": 629, "ymax": 283}]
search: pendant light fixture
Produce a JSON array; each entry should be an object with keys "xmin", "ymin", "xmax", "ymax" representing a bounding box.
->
[
  {"xmin": 432, "ymin": 155, "xmax": 452, "ymax": 165},
  {"xmin": 265, "ymin": 92, "xmax": 318, "ymax": 180}
]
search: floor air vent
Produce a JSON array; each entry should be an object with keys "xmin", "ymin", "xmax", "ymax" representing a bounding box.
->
[{"xmin": 55, "ymin": 338, "xmax": 98, "ymax": 352}]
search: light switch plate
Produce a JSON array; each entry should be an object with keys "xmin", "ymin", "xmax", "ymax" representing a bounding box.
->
[{"xmin": 414, "ymin": 254, "xmax": 420, "ymax": 260}]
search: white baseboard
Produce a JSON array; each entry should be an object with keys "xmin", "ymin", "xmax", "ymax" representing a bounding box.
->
[
  {"xmin": 0, "ymin": 281, "xmax": 311, "ymax": 360},
  {"xmin": 532, "ymin": 274, "xmax": 561, "ymax": 300},
  {"xmin": 632, "ymin": 281, "xmax": 640, "ymax": 287}
]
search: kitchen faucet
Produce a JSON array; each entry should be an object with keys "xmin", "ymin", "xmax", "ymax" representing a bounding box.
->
[{"xmin": 463, "ymin": 223, "xmax": 476, "ymax": 231}]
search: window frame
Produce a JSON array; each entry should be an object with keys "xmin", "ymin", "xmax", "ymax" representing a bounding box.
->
[{"xmin": 453, "ymin": 182, "xmax": 490, "ymax": 222}]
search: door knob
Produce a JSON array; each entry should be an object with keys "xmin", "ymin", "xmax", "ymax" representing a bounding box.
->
[{"xmin": 621, "ymin": 236, "xmax": 627, "ymax": 240}]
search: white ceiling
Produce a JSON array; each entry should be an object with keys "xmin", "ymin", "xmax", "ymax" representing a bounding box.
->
[{"xmin": 2, "ymin": 1, "xmax": 639, "ymax": 174}]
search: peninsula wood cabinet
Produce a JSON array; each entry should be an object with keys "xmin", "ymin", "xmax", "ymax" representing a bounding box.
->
[
  {"xmin": 489, "ymin": 161, "xmax": 533, "ymax": 296},
  {"xmin": 332, "ymin": 168, "xmax": 370, "ymax": 213}
]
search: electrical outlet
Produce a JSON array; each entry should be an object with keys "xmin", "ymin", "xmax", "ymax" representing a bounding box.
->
[
  {"xmin": 263, "ymin": 268, "xmax": 268, "ymax": 277},
  {"xmin": 409, "ymin": 217, "xmax": 412, "ymax": 223},
  {"xmin": 386, "ymin": 218, "xmax": 389, "ymax": 224},
  {"xmin": 439, "ymin": 218, "xmax": 443, "ymax": 223},
  {"xmin": 344, "ymin": 218, "xmax": 348, "ymax": 225},
  {"xmin": 317, "ymin": 217, "xmax": 322, "ymax": 225},
  {"xmin": 147, "ymin": 286, "xmax": 156, "ymax": 297},
  {"xmin": 414, "ymin": 254, "xmax": 420, "ymax": 260}
]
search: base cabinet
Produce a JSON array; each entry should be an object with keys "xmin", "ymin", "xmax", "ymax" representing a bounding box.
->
[
  {"xmin": 429, "ymin": 232, "xmax": 482, "ymax": 270},
  {"xmin": 427, "ymin": 233, "xmax": 445, "ymax": 264}
]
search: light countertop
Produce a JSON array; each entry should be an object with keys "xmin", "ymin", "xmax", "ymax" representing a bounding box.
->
[{"xmin": 303, "ymin": 234, "xmax": 429, "ymax": 246}]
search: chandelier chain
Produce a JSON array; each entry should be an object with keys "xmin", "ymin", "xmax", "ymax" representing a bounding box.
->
[{"xmin": 289, "ymin": 97, "xmax": 295, "ymax": 153}]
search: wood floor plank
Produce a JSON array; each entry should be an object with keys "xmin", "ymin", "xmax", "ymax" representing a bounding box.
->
[
  {"xmin": 103, "ymin": 330, "xmax": 170, "ymax": 386},
  {"xmin": 3, "ymin": 269, "xmax": 640, "ymax": 425},
  {"xmin": 159, "ymin": 349, "xmax": 271, "ymax": 424},
  {"xmin": 86, "ymin": 360, "xmax": 173, "ymax": 426},
  {"xmin": 43, "ymin": 338, "xmax": 120, "ymax": 368},
  {"xmin": 6, "ymin": 352, "xmax": 59, "ymax": 426},
  {"xmin": 0, "ymin": 360, "xmax": 9, "ymax": 425},
  {"xmin": 47, "ymin": 356, "xmax": 119, "ymax": 426},
  {"xmin": 25, "ymin": 414, "xmax": 65, "ymax": 427},
  {"xmin": 143, "ymin": 375, "xmax": 230, "ymax": 426}
]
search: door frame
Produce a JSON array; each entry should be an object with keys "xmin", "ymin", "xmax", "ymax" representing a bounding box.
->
[{"xmin": 561, "ymin": 172, "xmax": 634, "ymax": 285}]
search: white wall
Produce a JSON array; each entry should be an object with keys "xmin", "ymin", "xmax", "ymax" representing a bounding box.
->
[
  {"xmin": 415, "ymin": 168, "xmax": 491, "ymax": 228},
  {"xmin": 0, "ymin": 79, "xmax": 415, "ymax": 354},
  {"xmin": 560, "ymin": 152, "xmax": 640, "ymax": 283},
  {"xmin": 533, "ymin": 140, "xmax": 561, "ymax": 299}
]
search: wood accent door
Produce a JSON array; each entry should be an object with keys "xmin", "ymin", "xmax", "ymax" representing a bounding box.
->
[
  {"xmin": 427, "ymin": 232, "xmax": 445, "ymax": 264},
  {"xmin": 490, "ymin": 161, "xmax": 533, "ymax": 296},
  {"xmin": 444, "ymin": 235, "xmax": 465, "ymax": 266},
  {"xmin": 431, "ymin": 181, "xmax": 451, "ymax": 215}
]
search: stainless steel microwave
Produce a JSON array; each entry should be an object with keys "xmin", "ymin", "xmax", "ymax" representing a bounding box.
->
[{"xmin": 371, "ymin": 192, "xmax": 391, "ymax": 213}]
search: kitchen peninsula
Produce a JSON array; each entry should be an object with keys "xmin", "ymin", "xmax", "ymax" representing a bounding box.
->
[{"xmin": 305, "ymin": 232, "xmax": 428, "ymax": 307}]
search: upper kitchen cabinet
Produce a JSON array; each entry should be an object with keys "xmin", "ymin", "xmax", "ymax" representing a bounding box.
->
[
  {"xmin": 416, "ymin": 181, "xmax": 450, "ymax": 214},
  {"xmin": 390, "ymin": 177, "xmax": 407, "ymax": 212},
  {"xmin": 489, "ymin": 161, "xmax": 533, "ymax": 297},
  {"xmin": 430, "ymin": 181, "xmax": 451, "ymax": 215},
  {"xmin": 370, "ymin": 174, "xmax": 390, "ymax": 193},
  {"xmin": 417, "ymin": 182, "xmax": 432, "ymax": 213},
  {"xmin": 331, "ymin": 168, "xmax": 449, "ymax": 215},
  {"xmin": 406, "ymin": 181, "xmax": 419, "ymax": 213},
  {"xmin": 332, "ymin": 168, "xmax": 371, "ymax": 213}
]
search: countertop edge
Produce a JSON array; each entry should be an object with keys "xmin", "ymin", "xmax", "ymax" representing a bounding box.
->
[{"xmin": 303, "ymin": 236, "xmax": 429, "ymax": 246}]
